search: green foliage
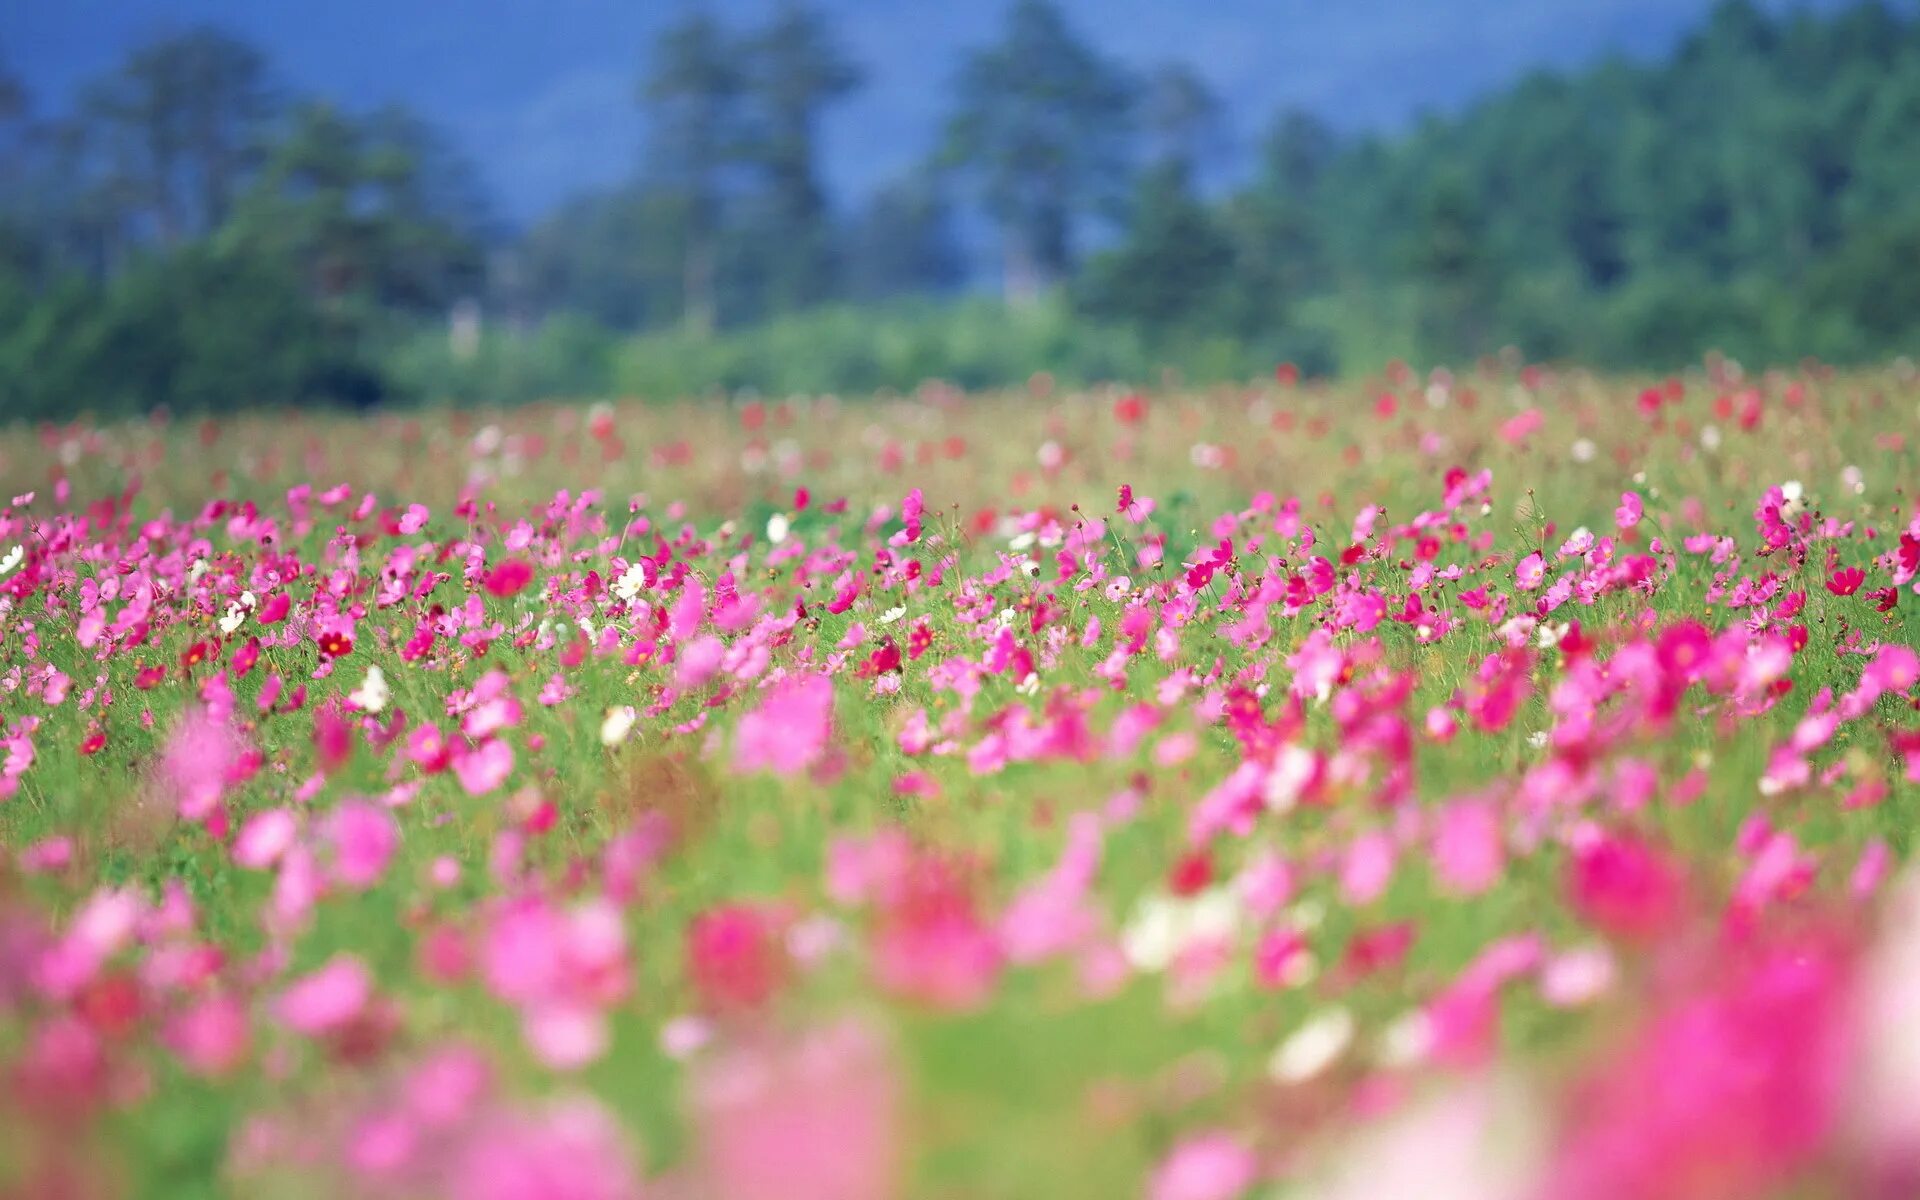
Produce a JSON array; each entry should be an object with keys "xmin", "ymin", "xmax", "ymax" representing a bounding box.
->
[{"xmin": 0, "ymin": 243, "xmax": 380, "ymax": 420}]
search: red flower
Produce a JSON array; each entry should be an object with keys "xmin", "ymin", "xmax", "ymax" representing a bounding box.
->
[
  {"xmin": 1167, "ymin": 851, "xmax": 1213, "ymax": 897},
  {"xmin": 687, "ymin": 904, "xmax": 787, "ymax": 1012},
  {"xmin": 1825, "ymin": 566, "xmax": 1866, "ymax": 597},
  {"xmin": 316, "ymin": 630, "xmax": 353, "ymax": 659},
  {"xmin": 1868, "ymin": 587, "xmax": 1899, "ymax": 613}
]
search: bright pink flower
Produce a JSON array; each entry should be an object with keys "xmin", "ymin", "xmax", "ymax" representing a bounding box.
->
[
  {"xmin": 1566, "ymin": 831, "xmax": 1687, "ymax": 943},
  {"xmin": 482, "ymin": 559, "xmax": 535, "ymax": 598},
  {"xmin": 1827, "ymin": 566, "xmax": 1867, "ymax": 597}
]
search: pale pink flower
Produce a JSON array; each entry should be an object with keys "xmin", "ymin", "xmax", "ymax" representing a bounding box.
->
[
  {"xmin": 691, "ymin": 1019, "xmax": 899, "ymax": 1200},
  {"xmin": 273, "ymin": 955, "xmax": 373, "ymax": 1036},
  {"xmin": 734, "ymin": 673, "xmax": 833, "ymax": 776},
  {"xmin": 1149, "ymin": 1132, "xmax": 1258, "ymax": 1200}
]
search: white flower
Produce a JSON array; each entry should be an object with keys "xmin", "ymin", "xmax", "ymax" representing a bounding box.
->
[
  {"xmin": 612, "ymin": 562, "xmax": 649, "ymax": 603},
  {"xmin": 218, "ymin": 602, "xmax": 248, "ymax": 635},
  {"xmin": 1121, "ymin": 887, "xmax": 1241, "ymax": 973},
  {"xmin": 1, "ymin": 544, "xmax": 24, "ymax": 576},
  {"xmin": 766, "ymin": 512, "xmax": 792, "ymax": 544},
  {"xmin": 1570, "ymin": 438, "xmax": 1596, "ymax": 463},
  {"xmin": 599, "ymin": 705, "xmax": 637, "ymax": 747},
  {"xmin": 1378, "ymin": 1010, "xmax": 1434, "ymax": 1067},
  {"xmin": 997, "ymin": 607, "xmax": 1017, "ymax": 627},
  {"xmin": 188, "ymin": 559, "xmax": 209, "ymax": 584},
  {"xmin": 1270, "ymin": 1007, "xmax": 1355, "ymax": 1083},
  {"xmin": 1008, "ymin": 531, "xmax": 1037, "ymax": 551},
  {"xmin": 1780, "ymin": 480, "xmax": 1808, "ymax": 520},
  {"xmin": 1265, "ymin": 744, "xmax": 1317, "ymax": 813},
  {"xmin": 1700, "ymin": 425, "xmax": 1722, "ymax": 452},
  {"xmin": 659, "ymin": 1014, "xmax": 712, "ymax": 1061},
  {"xmin": 879, "ymin": 605, "xmax": 907, "ymax": 625},
  {"xmin": 348, "ymin": 665, "xmax": 390, "ymax": 713},
  {"xmin": 1015, "ymin": 672, "xmax": 1041, "ymax": 696}
]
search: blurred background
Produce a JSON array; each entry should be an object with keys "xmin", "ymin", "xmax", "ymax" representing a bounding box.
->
[{"xmin": 1, "ymin": 0, "xmax": 1916, "ymax": 415}]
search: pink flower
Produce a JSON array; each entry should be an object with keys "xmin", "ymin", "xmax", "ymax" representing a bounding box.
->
[
  {"xmin": 1566, "ymin": 831, "xmax": 1687, "ymax": 943},
  {"xmin": 159, "ymin": 706, "xmax": 244, "ymax": 822},
  {"xmin": 871, "ymin": 860, "xmax": 1001, "ymax": 1010},
  {"xmin": 398, "ymin": 504, "xmax": 430, "ymax": 534},
  {"xmin": 447, "ymin": 1100, "xmax": 644, "ymax": 1200},
  {"xmin": 273, "ymin": 955, "xmax": 373, "ymax": 1036},
  {"xmin": 1433, "ymin": 800, "xmax": 1504, "ymax": 895},
  {"xmin": 323, "ymin": 800, "xmax": 398, "ymax": 890},
  {"xmin": 1866, "ymin": 643, "xmax": 1920, "ymax": 694},
  {"xmin": 691, "ymin": 1019, "xmax": 899, "ymax": 1200},
  {"xmin": 1149, "ymin": 1132, "xmax": 1258, "ymax": 1200},
  {"xmin": 687, "ymin": 903, "xmax": 789, "ymax": 1012},
  {"xmin": 1515, "ymin": 552, "xmax": 1547, "ymax": 591},
  {"xmin": 164, "ymin": 993, "xmax": 249, "ymax": 1077},
  {"xmin": 454, "ymin": 738, "xmax": 515, "ymax": 796},
  {"xmin": 734, "ymin": 673, "xmax": 833, "ymax": 776},
  {"xmin": 1615, "ymin": 491, "xmax": 1644, "ymax": 530},
  {"xmin": 233, "ymin": 808, "xmax": 299, "ymax": 869},
  {"xmin": 482, "ymin": 559, "xmax": 535, "ymax": 598}
]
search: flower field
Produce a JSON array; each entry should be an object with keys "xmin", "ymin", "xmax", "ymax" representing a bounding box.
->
[{"xmin": 4, "ymin": 362, "xmax": 1920, "ymax": 1199}]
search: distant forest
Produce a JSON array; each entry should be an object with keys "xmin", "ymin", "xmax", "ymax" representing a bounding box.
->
[{"xmin": 4, "ymin": 0, "xmax": 1920, "ymax": 414}]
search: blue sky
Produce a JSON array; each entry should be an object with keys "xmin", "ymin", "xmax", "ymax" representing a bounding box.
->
[{"xmin": 2, "ymin": 0, "xmax": 1861, "ymax": 223}]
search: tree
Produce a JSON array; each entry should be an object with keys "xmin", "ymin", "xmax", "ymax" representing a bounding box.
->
[
  {"xmin": 846, "ymin": 171, "xmax": 966, "ymax": 301},
  {"xmin": 224, "ymin": 100, "xmax": 486, "ymax": 313},
  {"xmin": 1405, "ymin": 170, "xmax": 1499, "ymax": 359},
  {"xmin": 640, "ymin": 12, "xmax": 746, "ymax": 335},
  {"xmin": 1076, "ymin": 161, "xmax": 1234, "ymax": 335},
  {"xmin": 1142, "ymin": 64, "xmax": 1226, "ymax": 179},
  {"xmin": 742, "ymin": 2, "xmax": 863, "ymax": 313},
  {"xmin": 942, "ymin": 0, "xmax": 1133, "ymax": 303},
  {"xmin": 78, "ymin": 27, "xmax": 278, "ymax": 243},
  {"xmin": 515, "ymin": 184, "xmax": 687, "ymax": 329}
]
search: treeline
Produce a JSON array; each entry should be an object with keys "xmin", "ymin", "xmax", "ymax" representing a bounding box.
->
[{"xmin": 5, "ymin": 1, "xmax": 1920, "ymax": 416}]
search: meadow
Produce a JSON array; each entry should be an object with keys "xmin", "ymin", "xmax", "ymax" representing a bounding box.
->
[{"xmin": 3, "ymin": 359, "xmax": 1920, "ymax": 1199}]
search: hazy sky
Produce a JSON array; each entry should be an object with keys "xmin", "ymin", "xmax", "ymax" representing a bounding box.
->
[{"xmin": 3, "ymin": 0, "xmax": 1861, "ymax": 223}]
